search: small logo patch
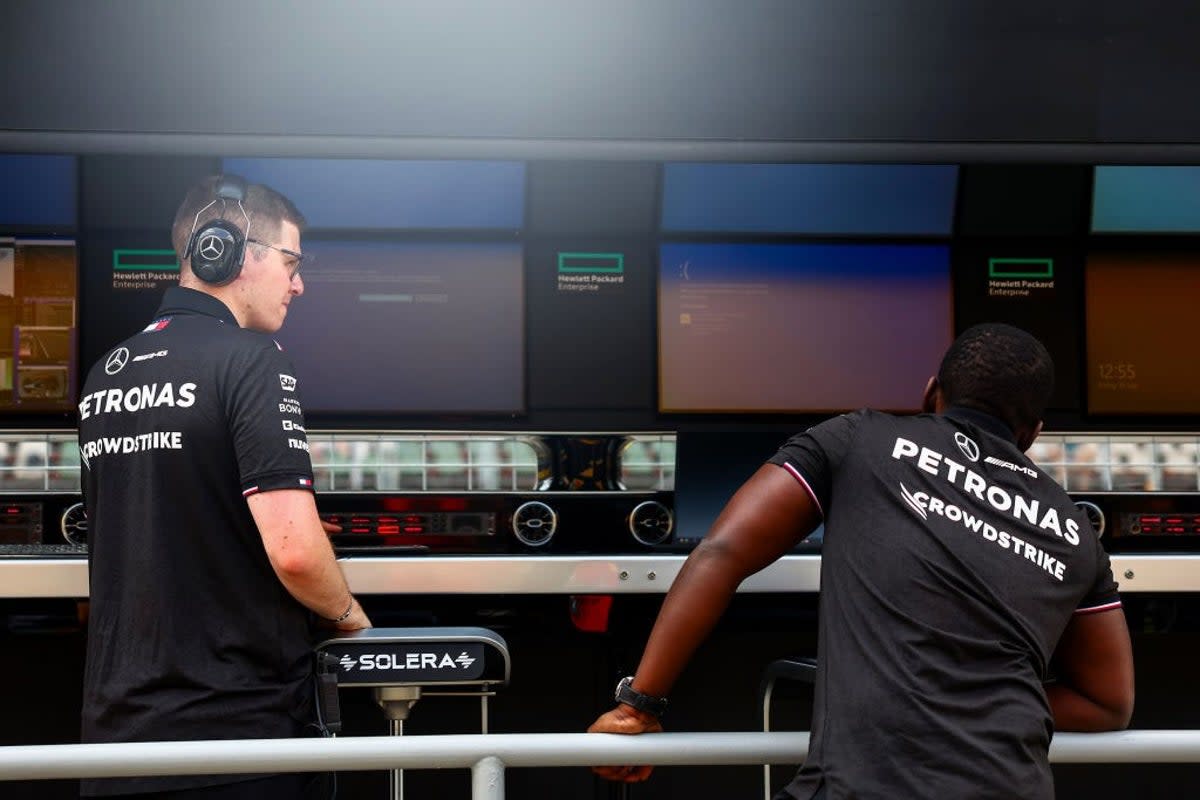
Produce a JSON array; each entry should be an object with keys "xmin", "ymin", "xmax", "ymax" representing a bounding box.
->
[
  {"xmin": 143, "ymin": 318, "xmax": 172, "ymax": 332},
  {"xmin": 954, "ymin": 432, "xmax": 980, "ymax": 463}
]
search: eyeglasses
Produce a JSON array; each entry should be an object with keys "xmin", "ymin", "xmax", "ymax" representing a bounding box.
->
[{"xmin": 248, "ymin": 238, "xmax": 310, "ymax": 279}]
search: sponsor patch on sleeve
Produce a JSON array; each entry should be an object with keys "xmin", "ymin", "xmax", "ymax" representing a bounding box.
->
[{"xmin": 142, "ymin": 318, "xmax": 172, "ymax": 332}]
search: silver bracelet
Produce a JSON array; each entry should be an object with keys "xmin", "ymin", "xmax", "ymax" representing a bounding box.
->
[{"xmin": 328, "ymin": 597, "xmax": 355, "ymax": 624}]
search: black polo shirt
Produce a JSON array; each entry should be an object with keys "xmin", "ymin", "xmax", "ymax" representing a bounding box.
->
[
  {"xmin": 769, "ymin": 408, "xmax": 1120, "ymax": 800},
  {"xmin": 79, "ymin": 287, "xmax": 317, "ymax": 796}
]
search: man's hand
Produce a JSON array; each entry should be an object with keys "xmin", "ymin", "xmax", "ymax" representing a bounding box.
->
[{"xmin": 587, "ymin": 704, "xmax": 663, "ymax": 783}]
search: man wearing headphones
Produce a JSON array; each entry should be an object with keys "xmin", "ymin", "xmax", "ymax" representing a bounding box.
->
[{"xmin": 78, "ymin": 175, "xmax": 370, "ymax": 798}]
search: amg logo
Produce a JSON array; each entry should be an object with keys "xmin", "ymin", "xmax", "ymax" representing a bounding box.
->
[{"xmin": 984, "ymin": 456, "xmax": 1039, "ymax": 479}]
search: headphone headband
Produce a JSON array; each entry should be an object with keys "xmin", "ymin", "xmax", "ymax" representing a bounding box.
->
[{"xmin": 215, "ymin": 174, "xmax": 248, "ymax": 203}]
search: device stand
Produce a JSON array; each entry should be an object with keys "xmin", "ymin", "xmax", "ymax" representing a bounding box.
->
[
  {"xmin": 316, "ymin": 628, "xmax": 511, "ymax": 800},
  {"xmin": 374, "ymin": 686, "xmax": 422, "ymax": 800}
]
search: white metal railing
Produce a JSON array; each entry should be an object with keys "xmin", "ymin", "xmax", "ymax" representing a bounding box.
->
[{"xmin": 1, "ymin": 731, "xmax": 1198, "ymax": 799}]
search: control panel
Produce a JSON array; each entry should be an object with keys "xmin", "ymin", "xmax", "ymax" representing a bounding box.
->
[
  {"xmin": 0, "ymin": 502, "xmax": 44, "ymax": 544},
  {"xmin": 1070, "ymin": 493, "xmax": 1200, "ymax": 552},
  {"xmin": 319, "ymin": 491, "xmax": 676, "ymax": 555},
  {"xmin": 0, "ymin": 495, "xmax": 85, "ymax": 556}
]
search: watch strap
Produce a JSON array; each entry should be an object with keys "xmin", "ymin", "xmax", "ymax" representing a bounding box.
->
[{"xmin": 615, "ymin": 675, "xmax": 668, "ymax": 718}]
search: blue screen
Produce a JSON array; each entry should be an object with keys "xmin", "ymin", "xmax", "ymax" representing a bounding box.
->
[
  {"xmin": 222, "ymin": 158, "xmax": 525, "ymax": 230},
  {"xmin": 1091, "ymin": 166, "xmax": 1200, "ymax": 233},
  {"xmin": 661, "ymin": 163, "xmax": 958, "ymax": 235},
  {"xmin": 0, "ymin": 155, "xmax": 76, "ymax": 228},
  {"xmin": 659, "ymin": 242, "xmax": 953, "ymax": 412}
]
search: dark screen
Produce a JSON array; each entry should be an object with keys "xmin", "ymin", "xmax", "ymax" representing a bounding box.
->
[
  {"xmin": 0, "ymin": 155, "xmax": 76, "ymax": 230},
  {"xmin": 276, "ymin": 239, "xmax": 525, "ymax": 415},
  {"xmin": 526, "ymin": 239, "xmax": 653, "ymax": 410},
  {"xmin": 672, "ymin": 430, "xmax": 823, "ymax": 549},
  {"xmin": 956, "ymin": 165, "xmax": 1090, "ymax": 237}
]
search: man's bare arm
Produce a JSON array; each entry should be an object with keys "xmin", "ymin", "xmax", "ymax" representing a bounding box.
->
[
  {"xmin": 588, "ymin": 464, "xmax": 820, "ymax": 781},
  {"xmin": 1047, "ymin": 608, "xmax": 1134, "ymax": 731},
  {"xmin": 248, "ymin": 489, "xmax": 371, "ymax": 630}
]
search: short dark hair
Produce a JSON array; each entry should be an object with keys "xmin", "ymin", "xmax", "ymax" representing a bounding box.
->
[
  {"xmin": 936, "ymin": 323, "xmax": 1054, "ymax": 433},
  {"xmin": 171, "ymin": 175, "xmax": 306, "ymax": 261}
]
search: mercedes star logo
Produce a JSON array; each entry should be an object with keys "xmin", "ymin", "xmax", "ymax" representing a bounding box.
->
[
  {"xmin": 198, "ymin": 233, "xmax": 226, "ymax": 262},
  {"xmin": 105, "ymin": 347, "xmax": 130, "ymax": 375},
  {"xmin": 954, "ymin": 431, "xmax": 981, "ymax": 463}
]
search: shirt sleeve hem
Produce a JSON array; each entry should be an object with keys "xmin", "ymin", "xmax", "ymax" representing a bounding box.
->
[
  {"xmin": 241, "ymin": 473, "xmax": 315, "ymax": 496},
  {"xmin": 1074, "ymin": 598, "xmax": 1123, "ymax": 615},
  {"xmin": 772, "ymin": 460, "xmax": 825, "ymax": 518}
]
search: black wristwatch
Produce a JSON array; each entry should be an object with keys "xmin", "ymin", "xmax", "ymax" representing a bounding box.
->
[{"xmin": 615, "ymin": 675, "xmax": 668, "ymax": 718}]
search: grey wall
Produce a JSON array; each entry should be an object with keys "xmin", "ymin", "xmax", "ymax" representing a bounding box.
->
[{"xmin": 3, "ymin": 0, "xmax": 1200, "ymax": 155}]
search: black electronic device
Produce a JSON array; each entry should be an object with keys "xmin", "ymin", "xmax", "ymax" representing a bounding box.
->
[
  {"xmin": 321, "ymin": 491, "xmax": 674, "ymax": 555},
  {"xmin": 316, "ymin": 627, "xmax": 510, "ymax": 689},
  {"xmin": 182, "ymin": 175, "xmax": 250, "ymax": 286},
  {"xmin": 0, "ymin": 495, "xmax": 85, "ymax": 558},
  {"xmin": 1070, "ymin": 493, "xmax": 1200, "ymax": 552},
  {"xmin": 0, "ymin": 501, "xmax": 44, "ymax": 544}
]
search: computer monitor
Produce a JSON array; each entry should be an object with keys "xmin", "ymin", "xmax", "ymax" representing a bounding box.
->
[
  {"xmin": 0, "ymin": 238, "xmax": 77, "ymax": 412},
  {"xmin": 222, "ymin": 158, "xmax": 525, "ymax": 230},
  {"xmin": 0, "ymin": 155, "xmax": 76, "ymax": 231},
  {"xmin": 277, "ymin": 239, "xmax": 525, "ymax": 416},
  {"xmin": 672, "ymin": 430, "xmax": 823, "ymax": 550},
  {"xmin": 1085, "ymin": 249, "xmax": 1200, "ymax": 415},
  {"xmin": 658, "ymin": 242, "xmax": 953, "ymax": 413},
  {"xmin": 1091, "ymin": 166, "xmax": 1200, "ymax": 233}
]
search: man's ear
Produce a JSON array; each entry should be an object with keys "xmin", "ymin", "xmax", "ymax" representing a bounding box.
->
[
  {"xmin": 921, "ymin": 376, "xmax": 940, "ymax": 414},
  {"xmin": 1017, "ymin": 420, "xmax": 1043, "ymax": 453}
]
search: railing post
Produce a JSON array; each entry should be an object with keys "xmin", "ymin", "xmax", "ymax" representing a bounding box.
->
[{"xmin": 472, "ymin": 755, "xmax": 505, "ymax": 800}]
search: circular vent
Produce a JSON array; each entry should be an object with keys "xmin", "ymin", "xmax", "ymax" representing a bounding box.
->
[
  {"xmin": 61, "ymin": 502, "xmax": 89, "ymax": 545},
  {"xmin": 1074, "ymin": 500, "xmax": 1105, "ymax": 539},
  {"xmin": 629, "ymin": 501, "xmax": 674, "ymax": 546},
  {"xmin": 512, "ymin": 501, "xmax": 557, "ymax": 547}
]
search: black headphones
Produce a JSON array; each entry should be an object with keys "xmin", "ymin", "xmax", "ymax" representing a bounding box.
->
[{"xmin": 183, "ymin": 174, "xmax": 251, "ymax": 285}]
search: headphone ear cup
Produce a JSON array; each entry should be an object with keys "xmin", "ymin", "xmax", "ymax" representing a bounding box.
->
[{"xmin": 187, "ymin": 220, "xmax": 246, "ymax": 285}]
